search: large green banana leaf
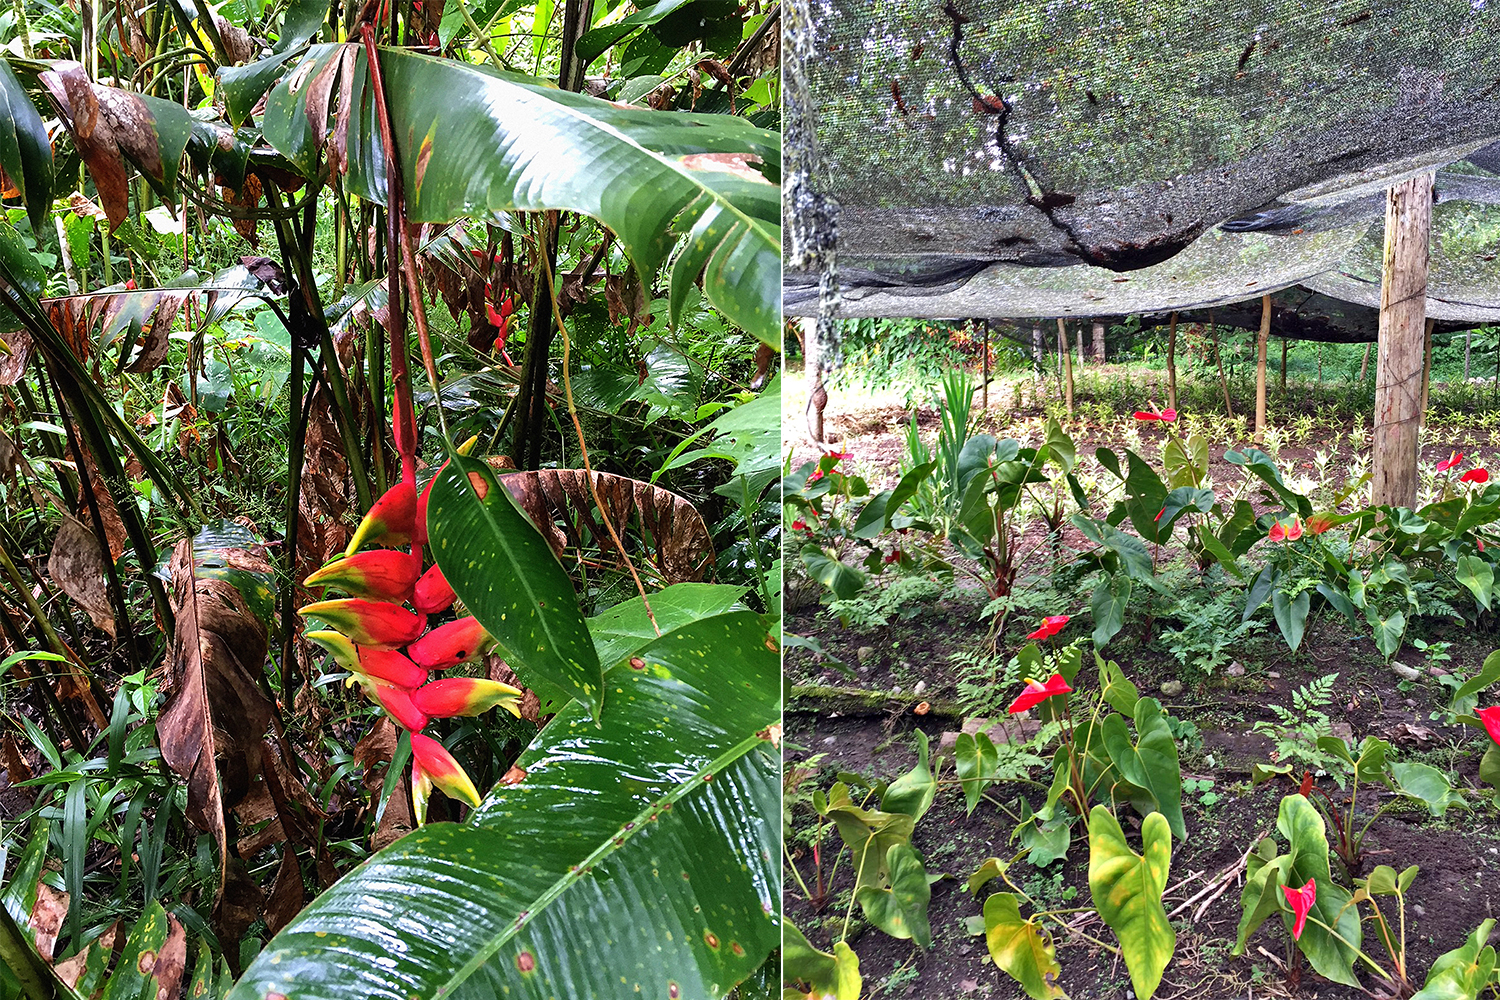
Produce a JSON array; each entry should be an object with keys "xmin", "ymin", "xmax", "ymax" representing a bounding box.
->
[
  {"xmin": 259, "ymin": 44, "xmax": 781, "ymax": 345},
  {"xmin": 228, "ymin": 610, "xmax": 781, "ymax": 1000}
]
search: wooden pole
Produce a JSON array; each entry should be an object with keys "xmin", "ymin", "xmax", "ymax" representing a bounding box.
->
[
  {"xmin": 1092, "ymin": 321, "xmax": 1105, "ymax": 362},
  {"xmin": 1210, "ymin": 313, "xmax": 1233, "ymax": 418},
  {"xmin": 1279, "ymin": 336, "xmax": 1288, "ymax": 393},
  {"xmin": 1465, "ymin": 329, "xmax": 1472, "ymax": 381},
  {"xmin": 1255, "ymin": 295, "xmax": 1270, "ymax": 442},
  {"xmin": 802, "ymin": 316, "xmax": 826, "ymax": 445},
  {"xmin": 1032, "ymin": 324, "xmax": 1043, "ymax": 379},
  {"xmin": 1372, "ymin": 172, "xmax": 1433, "ymax": 509},
  {"xmin": 1361, "ymin": 342, "xmax": 1372, "ymax": 382},
  {"xmin": 1420, "ymin": 316, "xmax": 1436, "ymax": 419},
  {"xmin": 1058, "ymin": 318, "xmax": 1073, "ymax": 416},
  {"xmin": 982, "ymin": 319, "xmax": 990, "ymax": 410},
  {"xmin": 1076, "ymin": 327, "xmax": 1085, "ymax": 369},
  {"xmin": 1166, "ymin": 311, "xmax": 1178, "ymax": 411}
]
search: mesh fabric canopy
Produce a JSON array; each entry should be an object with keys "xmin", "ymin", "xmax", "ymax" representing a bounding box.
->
[{"xmin": 784, "ymin": 0, "xmax": 1500, "ymax": 325}]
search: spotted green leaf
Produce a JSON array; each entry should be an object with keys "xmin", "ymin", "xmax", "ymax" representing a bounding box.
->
[
  {"xmin": 982, "ymin": 892, "xmax": 1063, "ymax": 1000},
  {"xmin": 428, "ymin": 454, "xmax": 602, "ymax": 716},
  {"xmin": 855, "ymin": 842, "xmax": 932, "ymax": 949}
]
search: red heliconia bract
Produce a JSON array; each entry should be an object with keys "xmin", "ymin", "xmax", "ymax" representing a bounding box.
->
[
  {"xmin": 358, "ymin": 647, "xmax": 430, "ymax": 689},
  {"xmin": 412, "ymin": 677, "xmax": 523, "ymax": 719},
  {"xmin": 410, "ymin": 732, "xmax": 482, "ymax": 824},
  {"xmin": 412, "ymin": 562, "xmax": 457, "ymax": 614},
  {"xmin": 407, "ymin": 616, "xmax": 494, "ymax": 669},
  {"xmin": 1007, "ymin": 674, "xmax": 1073, "ymax": 714},
  {"xmin": 345, "ymin": 480, "xmax": 419, "ymax": 555},
  {"xmin": 373, "ymin": 682, "xmax": 430, "ymax": 732},
  {"xmin": 303, "ymin": 548, "xmax": 422, "ymax": 602},
  {"xmin": 1281, "ymin": 878, "xmax": 1316, "ymax": 940},
  {"xmin": 299, "ymin": 598, "xmax": 427, "ymax": 649}
]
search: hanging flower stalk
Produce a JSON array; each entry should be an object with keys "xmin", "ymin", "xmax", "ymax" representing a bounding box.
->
[{"xmin": 301, "ymin": 391, "xmax": 520, "ymax": 824}]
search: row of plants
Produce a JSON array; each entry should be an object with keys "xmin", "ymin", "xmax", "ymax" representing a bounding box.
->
[{"xmin": 784, "ymin": 636, "xmax": 1500, "ymax": 999}]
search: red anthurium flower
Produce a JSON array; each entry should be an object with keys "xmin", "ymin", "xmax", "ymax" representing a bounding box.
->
[
  {"xmin": 304, "ymin": 548, "xmax": 422, "ymax": 602},
  {"xmin": 407, "ymin": 616, "xmax": 495, "ymax": 669},
  {"xmin": 1160, "ymin": 408, "xmax": 1177, "ymax": 422},
  {"xmin": 412, "ymin": 677, "xmax": 524, "ymax": 719},
  {"xmin": 1437, "ymin": 451, "xmax": 1465, "ymax": 472},
  {"xmin": 412, "ymin": 563, "xmax": 457, "ymax": 615},
  {"xmin": 1153, "ymin": 507, "xmax": 1166, "ymax": 523},
  {"xmin": 1481, "ymin": 538, "xmax": 1488, "ymax": 553},
  {"xmin": 345, "ymin": 480, "xmax": 419, "ymax": 555},
  {"xmin": 1281, "ymin": 878, "xmax": 1316, "ymax": 940},
  {"xmin": 124, "ymin": 278, "xmax": 137, "ymax": 290},
  {"xmin": 410, "ymin": 732, "xmax": 482, "ymax": 824},
  {"xmin": 1477, "ymin": 706, "xmax": 1500, "ymax": 747},
  {"xmin": 1306, "ymin": 513, "xmax": 1333, "ymax": 536},
  {"xmin": 1133, "ymin": 406, "xmax": 1177, "ymax": 422},
  {"xmin": 374, "ymin": 682, "xmax": 430, "ymax": 732},
  {"xmin": 791, "ymin": 519, "xmax": 808, "ymax": 532},
  {"xmin": 1462, "ymin": 468, "xmax": 1490, "ymax": 484},
  {"xmin": 1286, "ymin": 518, "xmax": 1303, "ymax": 541},
  {"xmin": 300, "ymin": 599, "xmax": 427, "ymax": 649},
  {"xmin": 1133, "ymin": 410, "xmax": 1162, "ymax": 421},
  {"xmin": 1268, "ymin": 521, "xmax": 1286, "ymax": 542},
  {"xmin": 884, "ymin": 549, "xmax": 901, "ymax": 564},
  {"xmin": 825, "ymin": 450, "xmax": 853, "ymax": 463},
  {"xmin": 1026, "ymin": 615, "xmax": 1070, "ymax": 641},
  {"xmin": 1007, "ymin": 673, "xmax": 1073, "ymax": 714}
]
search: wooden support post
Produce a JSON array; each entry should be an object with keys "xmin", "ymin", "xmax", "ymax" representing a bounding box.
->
[
  {"xmin": 1420, "ymin": 316, "xmax": 1436, "ymax": 418},
  {"xmin": 1076, "ymin": 327, "xmax": 1085, "ymax": 369},
  {"xmin": 1210, "ymin": 313, "xmax": 1233, "ymax": 418},
  {"xmin": 1255, "ymin": 295, "xmax": 1270, "ymax": 442},
  {"xmin": 1279, "ymin": 336, "xmax": 1288, "ymax": 393},
  {"xmin": 1166, "ymin": 311, "xmax": 1178, "ymax": 411},
  {"xmin": 1372, "ymin": 173, "xmax": 1433, "ymax": 509},
  {"xmin": 1092, "ymin": 321, "xmax": 1105, "ymax": 362},
  {"xmin": 1466, "ymin": 329, "xmax": 1472, "ymax": 382},
  {"xmin": 1032, "ymin": 324, "xmax": 1043, "ymax": 379},
  {"xmin": 1058, "ymin": 318, "xmax": 1073, "ymax": 416},
  {"xmin": 982, "ymin": 319, "xmax": 990, "ymax": 410},
  {"xmin": 802, "ymin": 316, "xmax": 826, "ymax": 445},
  {"xmin": 1361, "ymin": 342, "xmax": 1372, "ymax": 381}
]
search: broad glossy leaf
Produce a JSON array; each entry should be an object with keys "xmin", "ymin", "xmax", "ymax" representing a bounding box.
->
[
  {"xmin": 1389, "ymin": 762, "xmax": 1465, "ymax": 818},
  {"xmin": 800, "ymin": 545, "xmax": 865, "ymax": 600},
  {"xmin": 1097, "ymin": 652, "xmax": 1139, "ymax": 715},
  {"xmin": 1100, "ymin": 699, "xmax": 1185, "ymax": 839},
  {"xmin": 782, "ymin": 922, "xmax": 861, "ymax": 1000},
  {"xmin": 1481, "ymin": 746, "xmax": 1500, "ymax": 790},
  {"xmin": 585, "ymin": 581, "xmax": 745, "ymax": 666},
  {"xmin": 982, "ymin": 892, "xmax": 1063, "ymax": 1000},
  {"xmin": 1231, "ymin": 843, "xmax": 1290, "ymax": 956},
  {"xmin": 1088, "ymin": 807, "xmax": 1175, "ymax": 1000},
  {"xmin": 274, "ymin": 0, "xmax": 330, "ymax": 51},
  {"xmin": 1277, "ymin": 794, "xmax": 1362, "ymax": 986},
  {"xmin": 1091, "ymin": 572, "xmax": 1131, "ymax": 648},
  {"xmin": 1456, "ymin": 554, "xmax": 1494, "ymax": 611},
  {"xmin": 1411, "ymin": 919, "xmax": 1496, "ymax": 1000},
  {"xmin": 1271, "ymin": 588, "xmax": 1311, "ymax": 652},
  {"xmin": 854, "ymin": 842, "xmax": 932, "ymax": 949},
  {"xmin": 821, "ymin": 784, "xmax": 914, "ymax": 890},
  {"xmin": 954, "ymin": 731, "xmax": 998, "ymax": 816},
  {"xmin": 263, "ymin": 45, "xmax": 780, "ymax": 344},
  {"xmin": 881, "ymin": 730, "xmax": 935, "ymax": 822},
  {"xmin": 428, "ymin": 454, "xmax": 603, "ymax": 715},
  {"xmin": 0, "ymin": 59, "xmax": 53, "ymax": 233},
  {"xmin": 231, "ymin": 611, "xmax": 780, "ymax": 1000},
  {"xmin": 1449, "ymin": 649, "xmax": 1500, "ymax": 716},
  {"xmin": 220, "ymin": 50, "xmax": 301, "ymax": 126}
]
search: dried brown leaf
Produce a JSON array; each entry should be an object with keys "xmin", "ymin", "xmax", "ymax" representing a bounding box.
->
[
  {"xmin": 29, "ymin": 883, "xmax": 68, "ymax": 961},
  {"xmin": 264, "ymin": 846, "xmax": 306, "ymax": 935},
  {"xmin": 49, "ymin": 514, "xmax": 115, "ymax": 637}
]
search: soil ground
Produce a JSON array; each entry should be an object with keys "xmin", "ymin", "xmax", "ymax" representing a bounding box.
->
[{"xmin": 784, "ymin": 366, "xmax": 1500, "ymax": 1000}]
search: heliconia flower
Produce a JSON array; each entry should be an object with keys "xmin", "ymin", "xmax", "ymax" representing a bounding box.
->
[
  {"xmin": 1268, "ymin": 521, "xmax": 1286, "ymax": 542},
  {"xmin": 407, "ymin": 616, "xmax": 495, "ymax": 669},
  {"xmin": 410, "ymin": 732, "xmax": 482, "ymax": 825},
  {"xmin": 305, "ymin": 629, "xmax": 363, "ymax": 674},
  {"xmin": 304, "ymin": 548, "xmax": 422, "ymax": 602},
  {"xmin": 412, "ymin": 563, "xmax": 457, "ymax": 614},
  {"xmin": 1007, "ymin": 673, "xmax": 1073, "ymax": 714},
  {"xmin": 1462, "ymin": 468, "xmax": 1490, "ymax": 484},
  {"xmin": 356, "ymin": 647, "xmax": 430, "ymax": 689},
  {"xmin": 345, "ymin": 480, "xmax": 419, "ymax": 555},
  {"xmin": 1477, "ymin": 706, "xmax": 1500, "ymax": 747},
  {"xmin": 374, "ymin": 682, "xmax": 430, "ymax": 732},
  {"xmin": 1437, "ymin": 451, "xmax": 1465, "ymax": 472},
  {"xmin": 300, "ymin": 599, "xmax": 427, "ymax": 649},
  {"xmin": 1285, "ymin": 517, "xmax": 1303, "ymax": 541},
  {"xmin": 1026, "ymin": 615, "xmax": 1070, "ymax": 641},
  {"xmin": 412, "ymin": 677, "xmax": 524, "ymax": 719},
  {"xmin": 1281, "ymin": 878, "xmax": 1316, "ymax": 940},
  {"xmin": 1306, "ymin": 513, "xmax": 1334, "ymax": 536}
]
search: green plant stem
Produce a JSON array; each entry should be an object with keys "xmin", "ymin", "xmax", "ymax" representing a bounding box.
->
[{"xmin": 1300, "ymin": 913, "xmax": 1398, "ymax": 982}]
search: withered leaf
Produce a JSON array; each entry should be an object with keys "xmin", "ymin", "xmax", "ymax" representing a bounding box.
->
[
  {"xmin": 157, "ymin": 532, "xmax": 275, "ymax": 895},
  {"xmin": 264, "ymin": 845, "xmax": 306, "ymax": 935},
  {"xmin": 28, "ymin": 883, "xmax": 68, "ymax": 961},
  {"xmin": 49, "ymin": 514, "xmax": 115, "ymax": 637},
  {"xmin": 499, "ymin": 469, "xmax": 715, "ymax": 583},
  {"xmin": 0, "ymin": 328, "xmax": 33, "ymax": 385}
]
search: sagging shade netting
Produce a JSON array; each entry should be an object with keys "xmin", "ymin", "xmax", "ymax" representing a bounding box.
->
[{"xmin": 783, "ymin": 0, "xmax": 1500, "ymax": 330}]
